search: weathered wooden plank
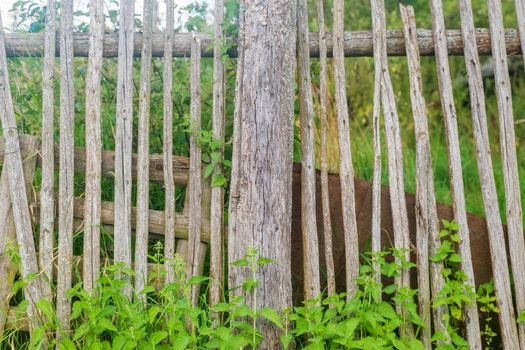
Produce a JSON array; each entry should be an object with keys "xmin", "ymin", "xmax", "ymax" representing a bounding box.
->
[
  {"xmin": 400, "ymin": 5, "xmax": 448, "ymax": 347},
  {"xmin": 163, "ymin": 0, "xmax": 176, "ymax": 285},
  {"xmin": 333, "ymin": 0, "xmax": 359, "ymax": 301},
  {"xmin": 0, "ymin": 146, "xmax": 190, "ymax": 185},
  {"xmin": 369, "ymin": 0, "xmax": 382, "ymax": 285},
  {"xmin": 0, "ymin": 136, "xmax": 38, "ymax": 337},
  {"xmin": 135, "ymin": 0, "xmax": 154, "ymax": 296},
  {"xmin": 372, "ymin": 0, "xmax": 412, "ymax": 336},
  {"xmin": 516, "ymin": 0, "xmax": 525, "ymax": 68},
  {"xmin": 486, "ymin": 0, "xmax": 525, "ymax": 347},
  {"xmin": 0, "ymin": 13, "xmax": 45, "ymax": 334},
  {"xmin": 209, "ymin": 0, "xmax": 226, "ymax": 307},
  {"xmin": 113, "ymin": 0, "xmax": 135, "ymax": 290},
  {"xmin": 316, "ymin": 0, "xmax": 336, "ymax": 298},
  {"xmin": 2, "ymin": 29, "xmax": 522, "ymax": 58},
  {"xmin": 39, "ymin": 0, "xmax": 56, "ymax": 284},
  {"xmin": 297, "ymin": 0, "xmax": 320, "ymax": 301},
  {"xmin": 429, "ymin": 0, "xmax": 483, "ymax": 347},
  {"xmin": 83, "ymin": 0, "xmax": 104, "ymax": 293},
  {"xmin": 56, "ymin": 0, "xmax": 75, "ymax": 334},
  {"xmin": 187, "ymin": 35, "xmax": 202, "ymax": 306},
  {"xmin": 227, "ymin": 0, "xmax": 296, "ymax": 346}
]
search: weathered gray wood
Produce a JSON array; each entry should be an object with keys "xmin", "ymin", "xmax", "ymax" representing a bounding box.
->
[
  {"xmin": 400, "ymin": 5, "xmax": 449, "ymax": 347},
  {"xmin": 83, "ymin": 0, "xmax": 104, "ymax": 293},
  {"xmin": 297, "ymin": 0, "xmax": 321, "ymax": 301},
  {"xmin": 333, "ymin": 0, "xmax": 359, "ymax": 300},
  {"xmin": 39, "ymin": 0, "xmax": 56, "ymax": 284},
  {"xmin": 2, "ymin": 29, "xmax": 522, "ymax": 58},
  {"xmin": 370, "ymin": 0, "xmax": 382, "ymax": 285},
  {"xmin": 210, "ymin": 0, "xmax": 225, "ymax": 307},
  {"xmin": 429, "ymin": 0, "xmax": 484, "ymax": 347},
  {"xmin": 372, "ymin": 0, "xmax": 412, "ymax": 336},
  {"xmin": 113, "ymin": 0, "xmax": 135, "ymax": 292},
  {"xmin": 162, "ymin": 0, "xmax": 176, "ymax": 285},
  {"xmin": 316, "ymin": 0, "xmax": 336, "ymax": 298},
  {"xmin": 0, "ymin": 14, "xmax": 45, "ymax": 334},
  {"xmin": 56, "ymin": 0, "xmax": 75, "ymax": 333},
  {"xmin": 187, "ymin": 35, "xmax": 202, "ymax": 306},
  {"xmin": 135, "ymin": 0, "xmax": 154, "ymax": 296},
  {"xmin": 486, "ymin": 0, "xmax": 525, "ymax": 347},
  {"xmin": 516, "ymin": 0, "xmax": 525, "ymax": 68},
  {"xmin": 0, "ymin": 136, "xmax": 38, "ymax": 337},
  {"xmin": 227, "ymin": 0, "xmax": 296, "ymax": 346}
]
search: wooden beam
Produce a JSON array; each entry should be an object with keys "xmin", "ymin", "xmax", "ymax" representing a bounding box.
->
[
  {"xmin": 2, "ymin": 29, "xmax": 521, "ymax": 58},
  {"xmin": 0, "ymin": 143, "xmax": 190, "ymax": 185}
]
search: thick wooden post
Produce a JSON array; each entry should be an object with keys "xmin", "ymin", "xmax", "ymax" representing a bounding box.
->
[
  {"xmin": 227, "ymin": 0, "xmax": 296, "ymax": 347},
  {"xmin": 83, "ymin": 0, "xmax": 104, "ymax": 293}
]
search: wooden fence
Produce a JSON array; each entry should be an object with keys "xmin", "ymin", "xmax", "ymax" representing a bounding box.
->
[{"xmin": 0, "ymin": 0, "xmax": 524, "ymax": 348}]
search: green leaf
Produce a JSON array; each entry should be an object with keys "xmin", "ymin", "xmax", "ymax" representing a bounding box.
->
[
  {"xmin": 231, "ymin": 258, "xmax": 248, "ymax": 267},
  {"xmin": 256, "ymin": 257, "xmax": 275, "ymax": 266},
  {"xmin": 98, "ymin": 317, "xmax": 117, "ymax": 332},
  {"xmin": 243, "ymin": 278, "xmax": 259, "ymax": 292},
  {"xmin": 259, "ymin": 307, "xmax": 284, "ymax": 329},
  {"xmin": 204, "ymin": 163, "xmax": 214, "ymax": 179},
  {"xmin": 449, "ymin": 253, "xmax": 462, "ymax": 263},
  {"xmin": 211, "ymin": 174, "xmax": 227, "ymax": 187},
  {"xmin": 188, "ymin": 275, "xmax": 210, "ymax": 285},
  {"xmin": 149, "ymin": 331, "xmax": 168, "ymax": 345},
  {"xmin": 383, "ymin": 284, "xmax": 398, "ymax": 294}
]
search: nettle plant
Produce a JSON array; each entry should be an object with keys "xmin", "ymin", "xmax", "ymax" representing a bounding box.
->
[{"xmin": 4, "ymin": 221, "xmax": 502, "ymax": 349}]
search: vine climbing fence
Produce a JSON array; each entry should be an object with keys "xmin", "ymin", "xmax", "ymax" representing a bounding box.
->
[{"xmin": 0, "ymin": 0, "xmax": 524, "ymax": 349}]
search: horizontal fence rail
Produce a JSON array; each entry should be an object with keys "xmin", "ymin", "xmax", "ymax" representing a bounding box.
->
[{"xmin": 2, "ymin": 29, "xmax": 521, "ymax": 58}]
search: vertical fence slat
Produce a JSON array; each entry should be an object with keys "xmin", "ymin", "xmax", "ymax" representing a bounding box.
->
[
  {"xmin": 56, "ymin": 0, "xmax": 75, "ymax": 333},
  {"xmin": 114, "ymin": 0, "xmax": 135, "ymax": 289},
  {"xmin": 486, "ymin": 0, "xmax": 525, "ymax": 347},
  {"xmin": 369, "ymin": 0, "xmax": 382, "ymax": 285},
  {"xmin": 0, "ymin": 14, "xmax": 45, "ymax": 334},
  {"xmin": 371, "ymin": 0, "xmax": 412, "ymax": 335},
  {"xmin": 187, "ymin": 35, "xmax": 202, "ymax": 305},
  {"xmin": 428, "ymin": 0, "xmax": 484, "ymax": 347},
  {"xmin": 297, "ymin": 0, "xmax": 321, "ymax": 301},
  {"xmin": 210, "ymin": 0, "xmax": 225, "ymax": 306},
  {"xmin": 316, "ymin": 0, "xmax": 336, "ymax": 298},
  {"xmin": 516, "ymin": 0, "xmax": 525, "ymax": 68},
  {"xmin": 0, "ymin": 137, "xmax": 39, "ymax": 336},
  {"xmin": 39, "ymin": 0, "xmax": 56, "ymax": 284},
  {"xmin": 333, "ymin": 0, "xmax": 359, "ymax": 300},
  {"xmin": 163, "ymin": 0, "xmax": 176, "ymax": 285},
  {"xmin": 135, "ymin": 0, "xmax": 154, "ymax": 294},
  {"xmin": 83, "ymin": 0, "xmax": 104, "ymax": 293},
  {"xmin": 400, "ymin": 5, "xmax": 449, "ymax": 347}
]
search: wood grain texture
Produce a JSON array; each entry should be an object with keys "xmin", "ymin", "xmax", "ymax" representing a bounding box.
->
[
  {"xmin": 2, "ymin": 29, "xmax": 521, "ymax": 58},
  {"xmin": 372, "ymin": 0, "xmax": 412, "ymax": 336},
  {"xmin": 516, "ymin": 0, "xmax": 525, "ymax": 68},
  {"xmin": 83, "ymin": 0, "xmax": 104, "ymax": 293},
  {"xmin": 297, "ymin": 0, "xmax": 320, "ymax": 301},
  {"xmin": 162, "ymin": 0, "xmax": 176, "ymax": 285},
  {"xmin": 316, "ymin": 0, "xmax": 336, "ymax": 298},
  {"xmin": 0, "ymin": 136, "xmax": 38, "ymax": 337},
  {"xmin": 0, "ymin": 17, "xmax": 45, "ymax": 335},
  {"xmin": 369, "ymin": 0, "xmax": 382, "ymax": 285},
  {"xmin": 227, "ymin": 1, "xmax": 296, "ymax": 346},
  {"xmin": 333, "ymin": 0, "xmax": 359, "ymax": 300},
  {"xmin": 113, "ymin": 0, "xmax": 135, "ymax": 292},
  {"xmin": 39, "ymin": 0, "xmax": 56, "ymax": 284},
  {"xmin": 429, "ymin": 0, "xmax": 483, "ymax": 347},
  {"xmin": 56, "ymin": 0, "xmax": 75, "ymax": 333},
  {"xmin": 400, "ymin": 5, "xmax": 448, "ymax": 347},
  {"xmin": 209, "ymin": 0, "xmax": 225, "ymax": 307},
  {"xmin": 187, "ymin": 35, "xmax": 202, "ymax": 306},
  {"xmin": 486, "ymin": 0, "xmax": 524, "ymax": 347},
  {"xmin": 134, "ymin": 0, "xmax": 154, "ymax": 295}
]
